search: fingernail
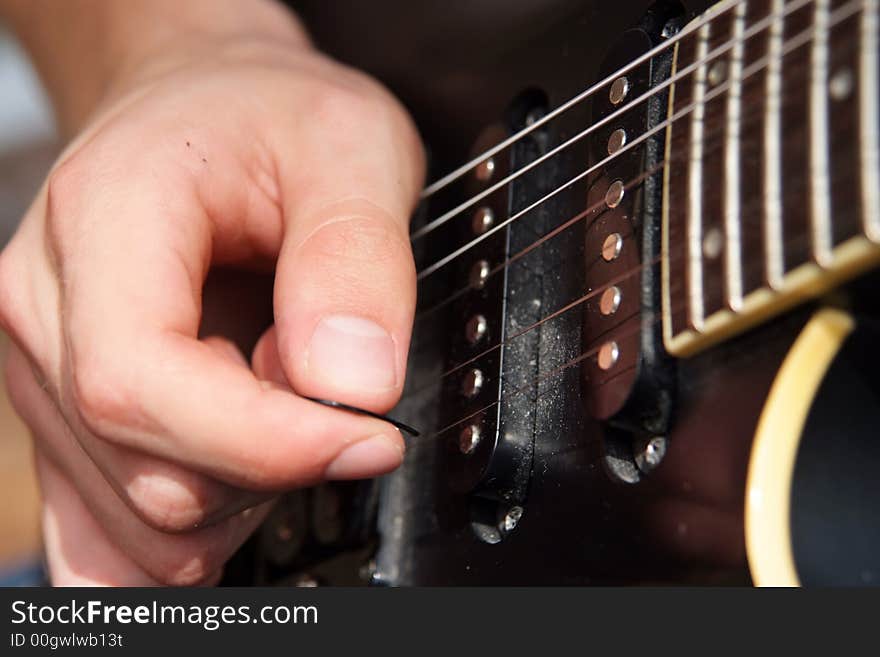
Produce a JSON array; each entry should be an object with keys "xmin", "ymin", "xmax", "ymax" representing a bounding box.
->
[
  {"xmin": 307, "ymin": 314, "xmax": 397, "ymax": 393},
  {"xmin": 325, "ymin": 435, "xmax": 404, "ymax": 480}
]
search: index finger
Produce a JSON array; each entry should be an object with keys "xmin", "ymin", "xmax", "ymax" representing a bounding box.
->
[{"xmin": 53, "ymin": 132, "xmax": 405, "ymax": 490}]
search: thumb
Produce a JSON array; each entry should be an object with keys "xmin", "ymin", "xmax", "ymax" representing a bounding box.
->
[
  {"xmin": 272, "ymin": 198, "xmax": 417, "ymax": 413},
  {"xmin": 270, "ymin": 84, "xmax": 424, "ymax": 412}
]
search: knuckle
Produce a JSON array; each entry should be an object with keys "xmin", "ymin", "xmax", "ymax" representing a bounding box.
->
[
  {"xmin": 151, "ymin": 549, "xmax": 219, "ymax": 587},
  {"xmin": 123, "ymin": 470, "xmax": 213, "ymax": 534},
  {"xmin": 313, "ymin": 83, "xmax": 382, "ymax": 128},
  {"xmin": 310, "ymin": 79, "xmax": 393, "ymax": 135},
  {"xmin": 299, "ymin": 216, "xmax": 415, "ymax": 309},
  {"xmin": 304, "ymin": 215, "xmax": 410, "ymax": 270}
]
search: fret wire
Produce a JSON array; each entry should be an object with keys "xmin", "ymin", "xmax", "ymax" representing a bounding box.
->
[
  {"xmin": 400, "ymin": 1, "xmax": 874, "ymax": 439},
  {"xmin": 417, "ymin": 0, "xmax": 747, "ymax": 201},
  {"xmin": 405, "ymin": 145, "xmax": 863, "ymax": 426},
  {"xmin": 413, "ymin": 0, "xmax": 820, "ymax": 280},
  {"xmin": 416, "ymin": 53, "xmax": 863, "ymax": 400},
  {"xmin": 862, "ymin": 0, "xmax": 880, "ymax": 241},
  {"xmin": 724, "ymin": 1, "xmax": 748, "ymax": 311},
  {"xmin": 687, "ymin": 22, "xmax": 711, "ymax": 331},
  {"xmin": 411, "ymin": 3, "xmax": 865, "ymax": 348},
  {"xmin": 810, "ymin": 0, "xmax": 835, "ymax": 266},
  {"xmin": 412, "ymin": 0, "xmax": 819, "ymax": 246},
  {"xmin": 427, "ymin": 54, "xmax": 856, "ymax": 405},
  {"xmin": 410, "ymin": 225, "xmax": 833, "ymax": 446},
  {"xmin": 415, "ymin": 0, "xmax": 863, "ymax": 312},
  {"xmin": 764, "ymin": 0, "xmax": 787, "ymax": 289}
]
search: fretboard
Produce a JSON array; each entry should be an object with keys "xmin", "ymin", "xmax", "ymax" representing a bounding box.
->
[{"xmin": 662, "ymin": 0, "xmax": 879, "ymax": 356}]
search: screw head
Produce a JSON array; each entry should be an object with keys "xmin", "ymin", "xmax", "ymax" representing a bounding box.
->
[
  {"xmin": 635, "ymin": 436, "xmax": 668, "ymax": 473},
  {"xmin": 602, "ymin": 233, "xmax": 623, "ymax": 262},
  {"xmin": 465, "ymin": 314, "xmax": 488, "ymax": 344},
  {"xmin": 470, "ymin": 259, "xmax": 491, "ymax": 288},
  {"xmin": 599, "ymin": 286, "xmax": 622, "ymax": 316},
  {"xmin": 605, "ymin": 180, "xmax": 625, "ymax": 208},
  {"xmin": 475, "ymin": 157, "xmax": 496, "ymax": 181},
  {"xmin": 461, "ymin": 368, "xmax": 484, "ymax": 398},
  {"xmin": 597, "ymin": 341, "xmax": 620, "ymax": 370},
  {"xmin": 472, "ymin": 207, "xmax": 495, "ymax": 235},
  {"xmin": 609, "ymin": 77, "xmax": 629, "ymax": 105},
  {"xmin": 501, "ymin": 506, "xmax": 523, "ymax": 532},
  {"xmin": 458, "ymin": 424, "xmax": 482, "ymax": 455},
  {"xmin": 607, "ymin": 128, "xmax": 627, "ymax": 155}
]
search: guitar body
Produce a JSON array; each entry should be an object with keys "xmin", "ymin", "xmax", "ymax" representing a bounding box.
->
[{"xmin": 246, "ymin": 0, "xmax": 880, "ymax": 585}]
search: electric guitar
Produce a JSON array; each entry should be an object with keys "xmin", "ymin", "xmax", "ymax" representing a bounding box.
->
[{"xmin": 230, "ymin": 0, "xmax": 880, "ymax": 586}]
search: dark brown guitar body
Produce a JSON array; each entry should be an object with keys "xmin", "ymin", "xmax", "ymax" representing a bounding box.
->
[{"xmin": 236, "ymin": 0, "xmax": 880, "ymax": 586}]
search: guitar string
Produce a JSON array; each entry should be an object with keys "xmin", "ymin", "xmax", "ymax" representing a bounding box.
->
[
  {"xmin": 407, "ymin": 221, "xmax": 848, "ymax": 447},
  {"xmin": 405, "ymin": 8, "xmax": 863, "ymax": 400},
  {"xmin": 409, "ymin": 113, "xmax": 837, "ymax": 402},
  {"xmin": 411, "ymin": 0, "xmax": 859, "ymax": 281},
  {"xmin": 417, "ymin": 0, "xmax": 744, "ymax": 200},
  {"xmin": 410, "ymin": 0, "xmax": 815, "ymax": 243},
  {"xmin": 404, "ymin": 23, "xmax": 858, "ymax": 401},
  {"xmin": 404, "ymin": 189, "xmax": 833, "ymax": 410},
  {"xmin": 396, "ymin": 21, "xmax": 866, "ymax": 427},
  {"xmin": 411, "ymin": 0, "xmax": 832, "ymax": 326},
  {"xmin": 408, "ymin": 0, "xmax": 860, "ymax": 328},
  {"xmin": 412, "ymin": 166, "xmax": 659, "ymax": 324}
]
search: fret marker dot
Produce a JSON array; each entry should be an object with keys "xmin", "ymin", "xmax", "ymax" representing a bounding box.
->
[
  {"xmin": 702, "ymin": 227, "xmax": 723, "ymax": 259},
  {"xmin": 708, "ymin": 60, "xmax": 727, "ymax": 86},
  {"xmin": 829, "ymin": 68, "xmax": 854, "ymax": 101}
]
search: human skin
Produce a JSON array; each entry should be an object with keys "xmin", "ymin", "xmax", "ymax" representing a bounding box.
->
[{"xmin": 0, "ymin": 0, "xmax": 425, "ymax": 585}]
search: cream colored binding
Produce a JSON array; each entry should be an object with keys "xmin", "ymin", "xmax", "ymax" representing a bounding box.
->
[
  {"xmin": 661, "ymin": 0, "xmax": 880, "ymax": 358},
  {"xmin": 745, "ymin": 307, "xmax": 855, "ymax": 587}
]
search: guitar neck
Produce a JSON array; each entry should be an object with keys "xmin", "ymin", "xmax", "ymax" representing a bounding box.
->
[{"xmin": 661, "ymin": 0, "xmax": 879, "ymax": 357}]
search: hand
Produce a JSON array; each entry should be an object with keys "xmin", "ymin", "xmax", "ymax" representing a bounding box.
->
[{"xmin": 0, "ymin": 8, "xmax": 425, "ymax": 585}]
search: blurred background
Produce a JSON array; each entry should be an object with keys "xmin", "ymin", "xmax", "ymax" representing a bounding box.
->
[{"xmin": 0, "ymin": 25, "xmax": 56, "ymax": 585}]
